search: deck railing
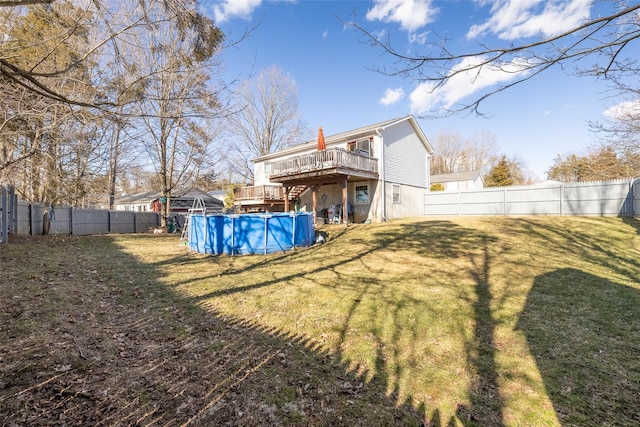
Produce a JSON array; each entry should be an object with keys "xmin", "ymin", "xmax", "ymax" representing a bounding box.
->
[
  {"xmin": 269, "ymin": 148, "xmax": 378, "ymax": 178},
  {"xmin": 234, "ymin": 185, "xmax": 285, "ymax": 201}
]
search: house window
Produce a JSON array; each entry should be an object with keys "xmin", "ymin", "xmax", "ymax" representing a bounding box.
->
[
  {"xmin": 264, "ymin": 162, "xmax": 271, "ymax": 179},
  {"xmin": 348, "ymin": 138, "xmax": 372, "ymax": 157},
  {"xmin": 355, "ymin": 184, "xmax": 369, "ymax": 204},
  {"xmin": 392, "ymin": 185, "xmax": 401, "ymax": 204}
]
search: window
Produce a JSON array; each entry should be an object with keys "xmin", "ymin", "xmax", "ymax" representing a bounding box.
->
[
  {"xmin": 348, "ymin": 138, "xmax": 372, "ymax": 157},
  {"xmin": 392, "ymin": 185, "xmax": 401, "ymax": 204},
  {"xmin": 264, "ymin": 162, "xmax": 271, "ymax": 179},
  {"xmin": 355, "ymin": 184, "xmax": 369, "ymax": 204}
]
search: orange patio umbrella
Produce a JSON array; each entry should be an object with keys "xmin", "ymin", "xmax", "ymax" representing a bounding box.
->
[{"xmin": 317, "ymin": 126, "xmax": 326, "ymax": 151}]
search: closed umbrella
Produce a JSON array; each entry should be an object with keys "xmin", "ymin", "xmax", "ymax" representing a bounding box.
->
[{"xmin": 317, "ymin": 126, "xmax": 326, "ymax": 151}]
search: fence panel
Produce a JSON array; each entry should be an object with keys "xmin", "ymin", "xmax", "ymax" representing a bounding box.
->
[
  {"xmin": 16, "ymin": 201, "xmax": 30, "ymax": 235},
  {"xmin": 135, "ymin": 212, "xmax": 161, "ymax": 232},
  {"xmin": 30, "ymin": 204, "xmax": 46, "ymax": 235},
  {"xmin": 72, "ymin": 209, "xmax": 109, "ymax": 235},
  {"xmin": 505, "ymin": 186, "xmax": 561, "ymax": 215},
  {"xmin": 421, "ymin": 191, "xmax": 462, "ymax": 216},
  {"xmin": 49, "ymin": 207, "xmax": 72, "ymax": 235},
  {"xmin": 110, "ymin": 211, "xmax": 136, "ymax": 234},
  {"xmin": 425, "ymin": 179, "xmax": 638, "ymax": 217},
  {"xmin": 562, "ymin": 181, "xmax": 633, "ymax": 216},
  {"xmin": 461, "ymin": 188, "xmax": 505, "ymax": 215}
]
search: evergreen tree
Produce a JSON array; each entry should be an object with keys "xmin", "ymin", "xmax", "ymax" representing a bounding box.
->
[{"xmin": 485, "ymin": 155, "xmax": 515, "ymax": 187}]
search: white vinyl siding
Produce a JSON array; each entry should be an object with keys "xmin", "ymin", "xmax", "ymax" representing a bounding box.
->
[{"xmin": 382, "ymin": 120, "xmax": 429, "ymax": 189}]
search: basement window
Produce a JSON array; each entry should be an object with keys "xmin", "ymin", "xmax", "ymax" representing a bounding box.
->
[{"xmin": 392, "ymin": 185, "xmax": 401, "ymax": 204}]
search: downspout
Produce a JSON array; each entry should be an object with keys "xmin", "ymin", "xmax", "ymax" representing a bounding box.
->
[{"xmin": 376, "ymin": 129, "xmax": 386, "ymax": 222}]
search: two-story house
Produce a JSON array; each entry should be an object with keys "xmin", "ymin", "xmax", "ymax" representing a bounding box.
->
[{"xmin": 234, "ymin": 115, "xmax": 434, "ymax": 224}]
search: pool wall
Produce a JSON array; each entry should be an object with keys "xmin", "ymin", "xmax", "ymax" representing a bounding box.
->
[{"xmin": 188, "ymin": 212, "xmax": 315, "ymax": 255}]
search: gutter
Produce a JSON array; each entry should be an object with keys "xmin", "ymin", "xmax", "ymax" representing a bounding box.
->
[{"xmin": 376, "ymin": 128, "xmax": 386, "ymax": 222}]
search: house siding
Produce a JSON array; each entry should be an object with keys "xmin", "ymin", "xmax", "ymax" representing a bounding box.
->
[
  {"xmin": 384, "ymin": 183, "xmax": 425, "ymax": 220},
  {"xmin": 382, "ymin": 120, "xmax": 429, "ymax": 188}
]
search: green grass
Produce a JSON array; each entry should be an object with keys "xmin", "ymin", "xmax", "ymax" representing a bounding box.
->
[
  {"xmin": 2, "ymin": 216, "xmax": 639, "ymax": 426},
  {"xmin": 143, "ymin": 216, "xmax": 640, "ymax": 426}
]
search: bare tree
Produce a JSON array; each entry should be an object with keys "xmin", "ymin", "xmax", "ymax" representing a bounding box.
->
[
  {"xmin": 547, "ymin": 146, "xmax": 637, "ymax": 181},
  {"xmin": 351, "ymin": 2, "xmax": 640, "ymax": 116},
  {"xmin": 589, "ymin": 65, "xmax": 640, "ymax": 159},
  {"xmin": 226, "ymin": 65, "xmax": 309, "ymax": 182},
  {"xmin": 0, "ymin": 0, "xmax": 222, "ymax": 109},
  {"xmin": 430, "ymin": 130, "xmax": 497, "ymax": 175},
  {"xmin": 113, "ymin": 0, "xmax": 226, "ymax": 223}
]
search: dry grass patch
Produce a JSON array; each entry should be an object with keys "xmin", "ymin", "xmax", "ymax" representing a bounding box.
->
[{"xmin": 2, "ymin": 216, "xmax": 639, "ymax": 426}]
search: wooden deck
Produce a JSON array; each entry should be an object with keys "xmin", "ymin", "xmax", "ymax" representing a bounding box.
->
[
  {"xmin": 234, "ymin": 149, "xmax": 379, "ymax": 220},
  {"xmin": 269, "ymin": 148, "xmax": 378, "ymax": 185}
]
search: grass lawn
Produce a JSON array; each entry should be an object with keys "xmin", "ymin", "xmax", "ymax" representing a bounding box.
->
[{"xmin": 1, "ymin": 216, "xmax": 639, "ymax": 426}]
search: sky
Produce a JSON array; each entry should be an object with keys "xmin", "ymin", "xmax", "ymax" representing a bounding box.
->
[{"xmin": 200, "ymin": 0, "xmax": 634, "ymax": 179}]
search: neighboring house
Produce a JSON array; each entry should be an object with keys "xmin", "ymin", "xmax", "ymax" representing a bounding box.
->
[
  {"xmin": 113, "ymin": 191, "xmax": 157, "ymax": 212},
  {"xmin": 235, "ymin": 115, "xmax": 434, "ymax": 223},
  {"xmin": 430, "ymin": 171, "xmax": 484, "ymax": 191},
  {"xmin": 114, "ymin": 188, "xmax": 223, "ymax": 215}
]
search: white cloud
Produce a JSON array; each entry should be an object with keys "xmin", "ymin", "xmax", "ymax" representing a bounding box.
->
[
  {"xmin": 602, "ymin": 100, "xmax": 640, "ymax": 121},
  {"xmin": 322, "ymin": 29, "xmax": 329, "ymax": 40},
  {"xmin": 468, "ymin": 0, "xmax": 591, "ymax": 40},
  {"xmin": 379, "ymin": 87, "xmax": 405, "ymax": 106},
  {"xmin": 409, "ymin": 31, "xmax": 429, "ymax": 44},
  {"xmin": 409, "ymin": 55, "xmax": 530, "ymax": 115},
  {"xmin": 213, "ymin": 0, "xmax": 262, "ymax": 24},
  {"xmin": 366, "ymin": 0, "xmax": 439, "ymax": 33}
]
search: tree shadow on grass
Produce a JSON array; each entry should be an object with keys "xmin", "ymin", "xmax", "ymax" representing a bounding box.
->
[
  {"xmin": 343, "ymin": 221, "xmax": 506, "ymax": 426},
  {"xmin": 150, "ymin": 220, "xmax": 510, "ymax": 426},
  {"xmin": 0, "ymin": 235, "xmax": 423, "ymax": 426},
  {"xmin": 516, "ymin": 268, "xmax": 640, "ymax": 425}
]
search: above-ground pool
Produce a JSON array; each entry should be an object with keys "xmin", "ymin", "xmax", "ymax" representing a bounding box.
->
[{"xmin": 188, "ymin": 212, "xmax": 315, "ymax": 255}]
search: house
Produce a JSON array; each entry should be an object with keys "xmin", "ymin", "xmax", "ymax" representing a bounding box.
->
[
  {"xmin": 430, "ymin": 171, "xmax": 484, "ymax": 191},
  {"xmin": 234, "ymin": 116, "xmax": 434, "ymax": 223},
  {"xmin": 114, "ymin": 188, "xmax": 223, "ymax": 215}
]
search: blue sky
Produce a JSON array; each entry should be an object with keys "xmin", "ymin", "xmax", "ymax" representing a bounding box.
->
[{"xmin": 202, "ymin": 0, "xmax": 630, "ymax": 179}]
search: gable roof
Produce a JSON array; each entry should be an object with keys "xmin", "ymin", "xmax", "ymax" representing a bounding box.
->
[
  {"xmin": 254, "ymin": 115, "xmax": 433, "ymax": 163},
  {"xmin": 114, "ymin": 188, "xmax": 223, "ymax": 207},
  {"xmin": 431, "ymin": 171, "xmax": 483, "ymax": 183}
]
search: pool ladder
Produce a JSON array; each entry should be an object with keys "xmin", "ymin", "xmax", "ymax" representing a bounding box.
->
[{"xmin": 179, "ymin": 197, "xmax": 206, "ymax": 245}]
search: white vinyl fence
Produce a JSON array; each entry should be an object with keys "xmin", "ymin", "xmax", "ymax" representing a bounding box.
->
[
  {"xmin": 424, "ymin": 178, "xmax": 640, "ymax": 217},
  {"xmin": 1, "ymin": 185, "xmax": 160, "ymax": 243}
]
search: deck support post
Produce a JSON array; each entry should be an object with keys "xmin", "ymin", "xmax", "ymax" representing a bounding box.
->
[
  {"xmin": 284, "ymin": 186, "xmax": 291, "ymax": 212},
  {"xmin": 341, "ymin": 177, "xmax": 348, "ymax": 225},
  {"xmin": 312, "ymin": 186, "xmax": 318, "ymax": 225}
]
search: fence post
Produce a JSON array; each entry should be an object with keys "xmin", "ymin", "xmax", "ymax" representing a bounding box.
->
[
  {"xmin": 29, "ymin": 203, "xmax": 34, "ymax": 235},
  {"xmin": 626, "ymin": 179, "xmax": 633, "ymax": 218},
  {"xmin": 1, "ymin": 186, "xmax": 7, "ymax": 243},
  {"xmin": 503, "ymin": 187, "xmax": 507, "ymax": 216},
  {"xmin": 8, "ymin": 186, "xmax": 16, "ymax": 234},
  {"xmin": 560, "ymin": 183, "xmax": 564, "ymax": 216}
]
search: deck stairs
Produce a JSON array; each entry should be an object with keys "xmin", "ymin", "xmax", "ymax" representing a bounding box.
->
[
  {"xmin": 288, "ymin": 185, "xmax": 308, "ymax": 201},
  {"xmin": 179, "ymin": 197, "xmax": 206, "ymax": 245}
]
